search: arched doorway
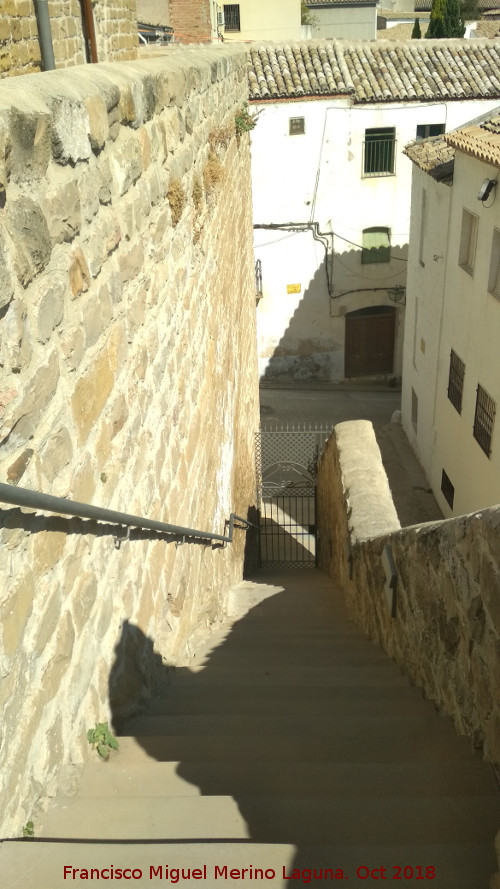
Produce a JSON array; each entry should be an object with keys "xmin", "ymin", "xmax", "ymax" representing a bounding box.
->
[{"xmin": 345, "ymin": 305, "xmax": 396, "ymax": 377}]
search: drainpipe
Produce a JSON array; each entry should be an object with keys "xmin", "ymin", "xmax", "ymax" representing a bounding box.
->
[
  {"xmin": 34, "ymin": 0, "xmax": 55, "ymax": 71},
  {"xmin": 81, "ymin": 0, "xmax": 98, "ymax": 63}
]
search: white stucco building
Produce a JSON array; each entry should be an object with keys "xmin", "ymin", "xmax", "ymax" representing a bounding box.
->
[
  {"xmin": 402, "ymin": 109, "xmax": 500, "ymax": 516},
  {"xmin": 248, "ymin": 39, "xmax": 500, "ymax": 383},
  {"xmin": 305, "ymin": 0, "xmax": 378, "ymax": 40},
  {"xmin": 222, "ymin": 0, "xmax": 303, "ymax": 41}
]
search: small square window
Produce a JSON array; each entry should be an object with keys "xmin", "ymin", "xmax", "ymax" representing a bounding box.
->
[
  {"xmin": 289, "ymin": 117, "xmax": 305, "ymax": 136},
  {"xmin": 488, "ymin": 228, "xmax": 500, "ymax": 299},
  {"xmin": 441, "ymin": 469, "xmax": 455, "ymax": 509},
  {"xmin": 363, "ymin": 128, "xmax": 396, "ymax": 177},
  {"xmin": 447, "ymin": 349, "xmax": 465, "ymax": 414},
  {"xmin": 458, "ymin": 208, "xmax": 478, "ymax": 276},
  {"xmin": 416, "ymin": 123, "xmax": 445, "ymax": 140},
  {"xmin": 473, "ymin": 384, "xmax": 496, "ymax": 457},
  {"xmin": 361, "ymin": 227, "xmax": 391, "ymax": 264},
  {"xmin": 223, "ymin": 4, "xmax": 240, "ymax": 30}
]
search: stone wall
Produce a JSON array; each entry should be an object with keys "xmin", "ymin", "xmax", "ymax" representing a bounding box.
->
[
  {"xmin": 317, "ymin": 419, "xmax": 500, "ymax": 885},
  {"xmin": 0, "ymin": 45, "xmax": 259, "ymax": 837},
  {"xmin": 317, "ymin": 420, "xmax": 500, "ymax": 763},
  {"xmin": 0, "ymin": 0, "xmax": 138, "ymax": 78},
  {"xmin": 168, "ymin": 0, "xmax": 212, "ymax": 43}
]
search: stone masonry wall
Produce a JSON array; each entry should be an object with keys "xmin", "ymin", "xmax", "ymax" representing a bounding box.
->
[
  {"xmin": 0, "ymin": 0, "xmax": 137, "ymax": 78},
  {"xmin": 317, "ymin": 419, "xmax": 500, "ymax": 885},
  {"xmin": 317, "ymin": 420, "xmax": 500, "ymax": 763},
  {"xmin": 168, "ymin": 0, "xmax": 212, "ymax": 43},
  {"xmin": 0, "ymin": 45, "xmax": 259, "ymax": 837}
]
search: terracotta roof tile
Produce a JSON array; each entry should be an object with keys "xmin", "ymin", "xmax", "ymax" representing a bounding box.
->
[
  {"xmin": 404, "ymin": 135, "xmax": 455, "ymax": 181},
  {"xmin": 445, "ymin": 107, "xmax": 500, "ymax": 164},
  {"xmin": 247, "ymin": 39, "xmax": 500, "ymax": 103}
]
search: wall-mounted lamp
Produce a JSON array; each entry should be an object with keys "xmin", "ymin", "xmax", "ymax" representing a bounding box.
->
[
  {"xmin": 477, "ymin": 178, "xmax": 497, "ymax": 203},
  {"xmin": 387, "ymin": 285, "xmax": 406, "ymax": 305}
]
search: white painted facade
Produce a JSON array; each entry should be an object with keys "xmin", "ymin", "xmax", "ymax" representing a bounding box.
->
[
  {"xmin": 403, "ymin": 143, "xmax": 500, "ymax": 516},
  {"xmin": 309, "ymin": 3, "xmax": 377, "ymax": 40},
  {"xmin": 251, "ymin": 96, "xmax": 500, "ymax": 382},
  {"xmin": 222, "ymin": 0, "xmax": 303, "ymax": 42}
]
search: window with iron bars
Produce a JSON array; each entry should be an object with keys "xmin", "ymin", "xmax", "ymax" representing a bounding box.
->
[
  {"xmin": 473, "ymin": 384, "xmax": 496, "ymax": 457},
  {"xmin": 223, "ymin": 4, "xmax": 240, "ymax": 30},
  {"xmin": 363, "ymin": 128, "xmax": 396, "ymax": 177},
  {"xmin": 447, "ymin": 349, "xmax": 465, "ymax": 414}
]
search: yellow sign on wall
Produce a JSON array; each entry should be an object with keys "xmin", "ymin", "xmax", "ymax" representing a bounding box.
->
[{"xmin": 287, "ymin": 284, "xmax": 301, "ymax": 294}]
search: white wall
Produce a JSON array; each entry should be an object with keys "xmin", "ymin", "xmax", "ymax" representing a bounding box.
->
[
  {"xmin": 432, "ymin": 151, "xmax": 500, "ymax": 515},
  {"xmin": 401, "ymin": 165, "xmax": 451, "ymax": 480},
  {"xmin": 223, "ymin": 0, "xmax": 302, "ymax": 41},
  {"xmin": 312, "ymin": 5, "xmax": 376, "ymax": 40},
  {"xmin": 251, "ymin": 96, "xmax": 500, "ymax": 382}
]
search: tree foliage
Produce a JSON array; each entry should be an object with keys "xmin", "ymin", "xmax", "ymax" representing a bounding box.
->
[
  {"xmin": 412, "ymin": 17, "xmax": 422, "ymax": 37},
  {"xmin": 425, "ymin": 0, "xmax": 465, "ymax": 37},
  {"xmin": 301, "ymin": 1, "xmax": 319, "ymax": 26}
]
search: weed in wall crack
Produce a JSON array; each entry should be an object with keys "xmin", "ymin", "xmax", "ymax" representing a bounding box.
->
[
  {"xmin": 203, "ymin": 151, "xmax": 224, "ymax": 194},
  {"xmin": 87, "ymin": 722, "xmax": 119, "ymax": 760},
  {"xmin": 167, "ymin": 177, "xmax": 185, "ymax": 227}
]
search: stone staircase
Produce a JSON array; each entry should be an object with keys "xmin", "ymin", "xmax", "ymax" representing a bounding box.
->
[{"xmin": 2, "ymin": 570, "xmax": 500, "ymax": 887}]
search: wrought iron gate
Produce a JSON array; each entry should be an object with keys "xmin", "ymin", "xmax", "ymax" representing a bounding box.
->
[{"xmin": 256, "ymin": 423, "xmax": 334, "ymax": 568}]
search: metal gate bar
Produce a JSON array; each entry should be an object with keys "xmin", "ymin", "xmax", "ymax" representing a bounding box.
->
[{"xmin": 256, "ymin": 422, "xmax": 334, "ymax": 568}]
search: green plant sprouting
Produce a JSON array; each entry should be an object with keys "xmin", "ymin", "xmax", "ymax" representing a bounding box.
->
[
  {"xmin": 235, "ymin": 103, "xmax": 257, "ymax": 136},
  {"xmin": 22, "ymin": 821, "xmax": 34, "ymax": 837},
  {"xmin": 87, "ymin": 722, "xmax": 119, "ymax": 760}
]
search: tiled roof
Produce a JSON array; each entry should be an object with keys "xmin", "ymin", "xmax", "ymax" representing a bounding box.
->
[
  {"xmin": 474, "ymin": 20, "xmax": 500, "ymax": 37},
  {"xmin": 415, "ymin": 0, "xmax": 498, "ymax": 7},
  {"xmin": 306, "ymin": 0, "xmax": 376, "ymax": 5},
  {"xmin": 404, "ymin": 136, "xmax": 455, "ymax": 181},
  {"xmin": 377, "ymin": 23, "xmax": 429, "ymax": 38},
  {"xmin": 445, "ymin": 108, "xmax": 500, "ymax": 164},
  {"xmin": 247, "ymin": 39, "xmax": 500, "ymax": 103}
]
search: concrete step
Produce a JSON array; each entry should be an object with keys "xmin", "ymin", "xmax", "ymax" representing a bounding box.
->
[
  {"xmin": 2, "ymin": 840, "xmax": 498, "ymax": 889},
  {"xmin": 113, "ymin": 729, "xmax": 477, "ymax": 764},
  {"xmin": 39, "ymin": 794, "xmax": 500, "ymax": 844},
  {"xmin": 121, "ymin": 711, "xmax": 459, "ymax": 740},
  {"xmin": 163, "ymin": 664, "xmax": 412, "ymax": 687},
  {"xmin": 141, "ymin": 683, "xmax": 431, "ymax": 716},
  {"xmin": 75, "ymin": 759, "xmax": 500, "ymax": 801}
]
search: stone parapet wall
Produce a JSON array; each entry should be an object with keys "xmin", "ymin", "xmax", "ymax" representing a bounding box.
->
[
  {"xmin": 0, "ymin": 45, "xmax": 259, "ymax": 837},
  {"xmin": 0, "ymin": 0, "xmax": 137, "ymax": 78},
  {"xmin": 317, "ymin": 420, "xmax": 500, "ymax": 763},
  {"xmin": 317, "ymin": 419, "xmax": 500, "ymax": 885}
]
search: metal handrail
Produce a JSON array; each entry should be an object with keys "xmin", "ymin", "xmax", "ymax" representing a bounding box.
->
[{"xmin": 0, "ymin": 482, "xmax": 254, "ymax": 545}]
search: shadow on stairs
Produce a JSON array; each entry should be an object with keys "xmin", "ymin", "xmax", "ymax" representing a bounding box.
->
[{"xmin": 1, "ymin": 569, "xmax": 499, "ymax": 887}]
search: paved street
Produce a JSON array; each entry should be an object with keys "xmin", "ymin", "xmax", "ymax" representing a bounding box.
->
[{"xmin": 260, "ymin": 383, "xmax": 443, "ymax": 527}]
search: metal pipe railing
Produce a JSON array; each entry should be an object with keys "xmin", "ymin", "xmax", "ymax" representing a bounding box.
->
[{"xmin": 0, "ymin": 483, "xmax": 253, "ymax": 545}]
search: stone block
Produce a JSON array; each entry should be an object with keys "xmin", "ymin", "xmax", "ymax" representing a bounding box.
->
[
  {"xmin": 69, "ymin": 246, "xmax": 90, "ymax": 298},
  {"xmin": 40, "ymin": 426, "xmax": 73, "ymax": 483},
  {"xmin": 110, "ymin": 129, "xmax": 143, "ymax": 196},
  {"xmin": 6, "ymin": 197, "xmax": 52, "ymax": 286},
  {"xmin": 71, "ymin": 349, "xmax": 114, "ymax": 445},
  {"xmin": 70, "ymin": 571, "xmax": 98, "ymax": 634},
  {"xmin": 8, "ymin": 106, "xmax": 52, "ymax": 181},
  {"xmin": 84, "ymin": 94, "xmax": 109, "ymax": 153},
  {"xmin": 0, "ymin": 350, "xmax": 59, "ymax": 449},
  {"xmin": 32, "ymin": 529, "xmax": 67, "ymax": 576},
  {"xmin": 6, "ymin": 447, "xmax": 34, "ymax": 484},
  {"xmin": 107, "ymin": 320, "xmax": 128, "ymax": 373},
  {"xmin": 78, "ymin": 164, "xmax": 101, "ymax": 223},
  {"xmin": 60, "ymin": 324, "xmax": 85, "ymax": 371},
  {"xmin": 51, "ymin": 97, "xmax": 91, "ymax": 164},
  {"xmin": 119, "ymin": 240, "xmax": 144, "ymax": 284},
  {"xmin": 40, "ymin": 611, "xmax": 75, "ymax": 700},
  {"xmin": 35, "ymin": 276, "xmax": 65, "ymax": 343},
  {"xmin": 45, "ymin": 180, "xmax": 81, "ymax": 245},
  {"xmin": 137, "ymin": 126, "xmax": 151, "ymax": 170},
  {"xmin": 82, "ymin": 284, "xmax": 113, "ymax": 347},
  {"xmin": 0, "ymin": 568, "xmax": 34, "ymax": 661},
  {"xmin": 1, "ymin": 297, "xmax": 33, "ymax": 371}
]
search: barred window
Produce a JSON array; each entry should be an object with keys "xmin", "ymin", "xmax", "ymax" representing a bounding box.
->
[
  {"xmin": 416, "ymin": 123, "xmax": 445, "ymax": 140},
  {"xmin": 441, "ymin": 469, "xmax": 455, "ymax": 509},
  {"xmin": 447, "ymin": 350, "xmax": 465, "ymax": 414},
  {"xmin": 473, "ymin": 384, "xmax": 496, "ymax": 457},
  {"xmin": 361, "ymin": 227, "xmax": 391, "ymax": 264},
  {"xmin": 363, "ymin": 128, "xmax": 396, "ymax": 177},
  {"xmin": 223, "ymin": 4, "xmax": 240, "ymax": 30},
  {"xmin": 289, "ymin": 117, "xmax": 305, "ymax": 136},
  {"xmin": 458, "ymin": 208, "xmax": 478, "ymax": 276}
]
